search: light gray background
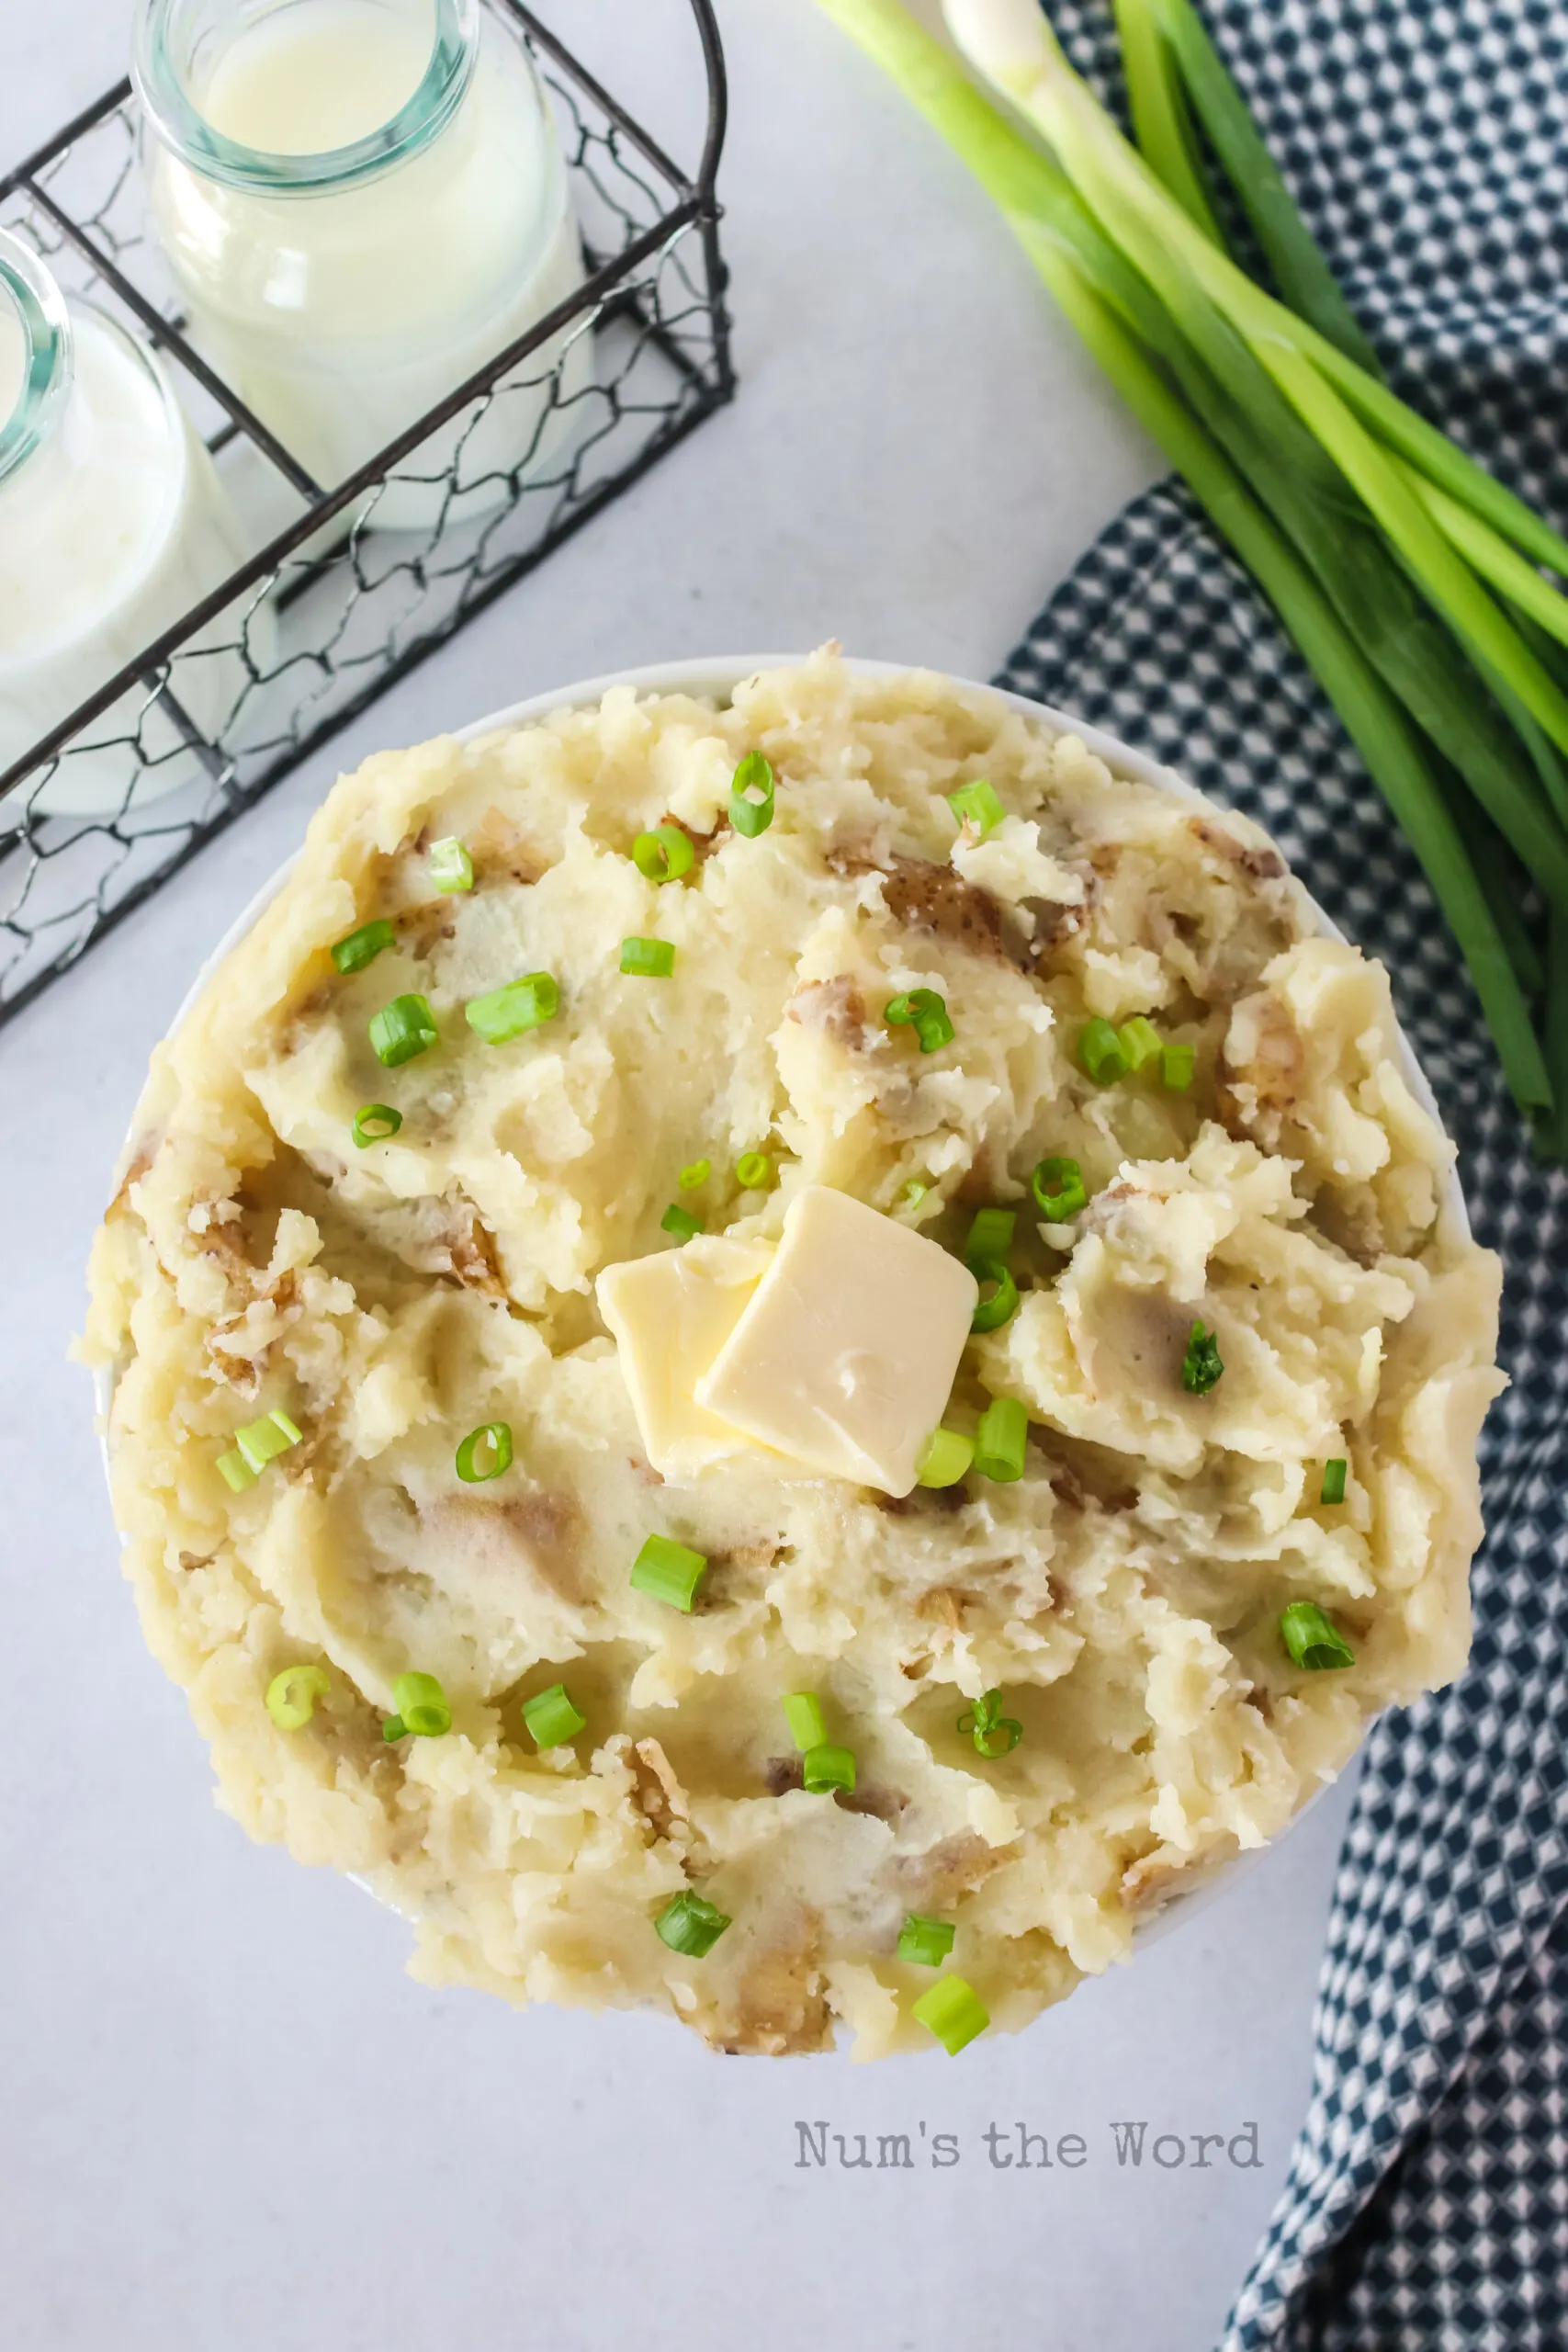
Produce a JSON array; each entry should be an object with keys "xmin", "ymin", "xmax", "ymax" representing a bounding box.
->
[{"xmin": 0, "ymin": 5, "xmax": 1359, "ymax": 2346}]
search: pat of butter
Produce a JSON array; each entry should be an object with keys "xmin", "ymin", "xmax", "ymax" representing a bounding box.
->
[
  {"xmin": 694, "ymin": 1184, "xmax": 978, "ymax": 1497},
  {"xmin": 596, "ymin": 1235, "xmax": 778, "ymax": 1479}
]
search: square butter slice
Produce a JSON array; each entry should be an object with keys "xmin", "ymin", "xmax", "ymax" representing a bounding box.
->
[
  {"xmin": 694, "ymin": 1184, "xmax": 978, "ymax": 1497},
  {"xmin": 597, "ymin": 1235, "xmax": 777, "ymax": 1479}
]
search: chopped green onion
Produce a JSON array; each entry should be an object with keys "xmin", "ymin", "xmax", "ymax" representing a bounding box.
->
[
  {"xmin": 1181, "ymin": 1320, "xmax": 1224, "ymax": 1394},
  {"xmin": 911, "ymin": 1973, "xmax": 989, "ymax": 2054},
  {"xmin": 456, "ymin": 1421, "xmax": 513, "ymax": 1483},
  {"xmin": 217, "ymin": 1447, "xmax": 256, "ymax": 1493},
  {"xmin": 265, "ymin": 1663, "xmax": 330, "ymax": 1731},
  {"xmin": 900, "ymin": 1179, "xmax": 929, "ymax": 1209},
  {"xmin": 897, "ymin": 1912, "xmax": 956, "ymax": 1967},
  {"xmin": 1078, "ymin": 1016, "xmax": 1129, "ymax": 1084},
  {"xmin": 631, "ymin": 1532, "xmax": 708, "ymax": 1612},
  {"xmin": 1118, "ymin": 1014, "xmax": 1163, "ymax": 1071},
  {"xmin": 1280, "ymin": 1600, "xmax": 1355, "ymax": 1671},
  {"xmin": 885, "ymin": 988, "xmax": 955, "ymax": 1054},
  {"xmin": 332, "ymin": 918, "xmax": 396, "ymax": 975},
  {"xmin": 429, "ymin": 836, "xmax": 474, "ymax": 893},
  {"xmin": 1031, "ymin": 1156, "xmax": 1089, "ymax": 1222},
  {"xmin": 353, "ymin": 1103, "xmax": 402, "ymax": 1148},
  {"xmin": 235, "ymin": 1408, "xmax": 303, "ymax": 1475},
  {"xmin": 735, "ymin": 1150, "xmax": 773, "ymax": 1191},
  {"xmin": 729, "ymin": 751, "xmax": 776, "ymax": 837},
  {"xmin": 965, "ymin": 1206, "xmax": 1016, "ymax": 1264},
  {"xmin": 957, "ymin": 1688, "xmax": 1023, "ymax": 1758},
  {"xmin": 783, "ymin": 1692, "xmax": 829, "ymax": 1752},
  {"xmin": 916, "ymin": 1427, "xmax": 975, "ymax": 1487},
  {"xmin": 947, "ymin": 777, "xmax": 1006, "ymax": 838},
  {"xmin": 678, "ymin": 1158, "xmax": 712, "ymax": 1190},
  {"xmin": 389, "ymin": 1671, "xmax": 452, "ymax": 1737},
  {"xmin": 803, "ymin": 1743, "xmax": 857, "ymax": 1795},
  {"xmin": 632, "ymin": 824, "xmax": 695, "ymax": 883},
  {"xmin": 1161, "ymin": 1042, "xmax": 1197, "ymax": 1092},
  {"xmin": 369, "ymin": 992, "xmax": 438, "ymax": 1067},
  {"xmin": 464, "ymin": 971, "xmax": 559, "ymax": 1043},
  {"xmin": 973, "ymin": 1395, "xmax": 1027, "ymax": 1482},
  {"xmin": 621, "ymin": 936, "xmax": 676, "ymax": 978},
  {"xmin": 660, "ymin": 1203, "xmax": 704, "ymax": 1243},
  {"xmin": 521, "ymin": 1682, "xmax": 586, "ymax": 1749},
  {"xmin": 1320, "ymin": 1457, "xmax": 1348, "ymax": 1507},
  {"xmin": 655, "ymin": 1891, "xmax": 732, "ymax": 1955},
  {"xmin": 969, "ymin": 1259, "xmax": 1019, "ymax": 1334},
  {"xmin": 381, "ymin": 1715, "xmax": 406, "ymax": 1741}
]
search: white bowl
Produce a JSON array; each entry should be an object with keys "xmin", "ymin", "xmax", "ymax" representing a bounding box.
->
[{"xmin": 96, "ymin": 651, "xmax": 1470, "ymax": 1953}]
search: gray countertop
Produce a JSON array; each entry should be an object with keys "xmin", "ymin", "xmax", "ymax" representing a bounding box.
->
[{"xmin": 0, "ymin": 5, "xmax": 1355, "ymax": 2346}]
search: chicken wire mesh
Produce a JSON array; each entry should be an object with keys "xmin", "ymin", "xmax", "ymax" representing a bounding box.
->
[{"xmin": 0, "ymin": 0, "xmax": 733, "ymax": 1023}]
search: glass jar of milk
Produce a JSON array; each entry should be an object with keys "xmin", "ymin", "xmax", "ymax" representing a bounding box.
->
[
  {"xmin": 134, "ymin": 0, "xmax": 591, "ymax": 535},
  {"xmin": 0, "ymin": 231, "xmax": 265, "ymax": 820}
]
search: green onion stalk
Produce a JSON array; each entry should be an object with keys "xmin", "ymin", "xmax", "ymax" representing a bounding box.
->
[{"xmin": 808, "ymin": 0, "xmax": 1568, "ymax": 1133}]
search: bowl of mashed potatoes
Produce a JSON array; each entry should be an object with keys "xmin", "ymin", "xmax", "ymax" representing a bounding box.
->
[{"xmin": 84, "ymin": 649, "xmax": 1503, "ymax": 2057}]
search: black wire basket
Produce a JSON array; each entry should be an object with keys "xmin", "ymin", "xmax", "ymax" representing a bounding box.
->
[{"xmin": 0, "ymin": 0, "xmax": 733, "ymax": 1025}]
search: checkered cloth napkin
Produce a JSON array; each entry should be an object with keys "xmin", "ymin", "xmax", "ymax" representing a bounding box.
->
[{"xmin": 996, "ymin": 4, "xmax": 1568, "ymax": 2345}]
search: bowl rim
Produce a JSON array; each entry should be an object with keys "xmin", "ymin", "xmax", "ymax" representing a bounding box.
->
[{"xmin": 100, "ymin": 647, "xmax": 1465, "ymax": 1960}]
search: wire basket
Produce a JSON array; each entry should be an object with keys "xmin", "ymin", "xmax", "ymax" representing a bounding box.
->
[{"xmin": 0, "ymin": 0, "xmax": 733, "ymax": 1025}]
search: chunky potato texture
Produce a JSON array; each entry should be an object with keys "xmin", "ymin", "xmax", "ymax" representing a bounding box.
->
[{"xmin": 84, "ymin": 653, "xmax": 1502, "ymax": 2054}]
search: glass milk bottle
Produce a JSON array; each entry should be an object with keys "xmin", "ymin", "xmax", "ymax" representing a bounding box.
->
[
  {"xmin": 0, "ymin": 231, "xmax": 265, "ymax": 820},
  {"xmin": 133, "ymin": 0, "xmax": 591, "ymax": 534}
]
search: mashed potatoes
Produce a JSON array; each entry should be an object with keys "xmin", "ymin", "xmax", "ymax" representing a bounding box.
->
[{"xmin": 84, "ymin": 651, "xmax": 1503, "ymax": 2055}]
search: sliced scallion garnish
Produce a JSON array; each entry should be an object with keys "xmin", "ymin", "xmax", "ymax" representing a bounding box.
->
[
  {"xmin": 735, "ymin": 1150, "xmax": 773, "ymax": 1191},
  {"xmin": 265, "ymin": 1663, "xmax": 330, "ymax": 1730},
  {"xmin": 729, "ymin": 751, "xmax": 776, "ymax": 837},
  {"xmin": 1031, "ymin": 1156, "xmax": 1089, "ymax": 1222},
  {"xmin": 235, "ymin": 1408, "xmax": 302, "ymax": 1476},
  {"xmin": 947, "ymin": 777, "xmax": 1005, "ymax": 838},
  {"xmin": 916, "ymin": 1427, "xmax": 975, "ymax": 1487},
  {"xmin": 911, "ymin": 1973, "xmax": 989, "ymax": 2054},
  {"xmin": 369, "ymin": 992, "xmax": 437, "ymax": 1067},
  {"xmin": 521, "ymin": 1683, "xmax": 586, "ymax": 1749},
  {"xmin": 1180, "ymin": 1320, "xmax": 1224, "ymax": 1394},
  {"xmin": 957, "ymin": 1688, "xmax": 1022, "ymax": 1758},
  {"xmin": 783, "ymin": 1692, "xmax": 829, "ymax": 1752},
  {"xmin": 1280, "ymin": 1600, "xmax": 1355, "ymax": 1671},
  {"xmin": 353, "ymin": 1103, "xmax": 402, "ymax": 1148},
  {"xmin": 332, "ymin": 918, "xmax": 396, "ymax": 975},
  {"xmin": 456, "ymin": 1421, "xmax": 513, "ymax": 1483},
  {"xmin": 429, "ymin": 836, "xmax": 474, "ymax": 893},
  {"xmin": 660, "ymin": 1203, "xmax": 704, "ymax": 1242},
  {"xmin": 1118, "ymin": 1014, "xmax": 1163, "ymax": 1071},
  {"xmin": 385, "ymin": 1670, "xmax": 452, "ymax": 1738},
  {"xmin": 973, "ymin": 1395, "xmax": 1027, "ymax": 1481},
  {"xmin": 678, "ymin": 1158, "xmax": 712, "ymax": 1190},
  {"xmin": 965, "ymin": 1206, "xmax": 1016, "ymax": 1264},
  {"xmin": 897, "ymin": 1912, "xmax": 956, "ymax": 1967},
  {"xmin": 464, "ymin": 972, "xmax": 558, "ymax": 1044},
  {"xmin": 621, "ymin": 936, "xmax": 676, "ymax": 978},
  {"xmin": 1320, "ymin": 1457, "xmax": 1348, "ymax": 1506},
  {"xmin": 633, "ymin": 824, "xmax": 695, "ymax": 883},
  {"xmin": 885, "ymin": 988, "xmax": 954, "ymax": 1054},
  {"xmin": 969, "ymin": 1259, "xmax": 1019, "ymax": 1333},
  {"xmin": 655, "ymin": 1891, "xmax": 732, "ymax": 1955},
  {"xmin": 1161, "ymin": 1042, "xmax": 1197, "ymax": 1092},
  {"xmin": 1077, "ymin": 1016, "xmax": 1129, "ymax": 1084},
  {"xmin": 631, "ymin": 1532, "xmax": 708, "ymax": 1612},
  {"xmin": 802, "ymin": 1743, "xmax": 857, "ymax": 1796}
]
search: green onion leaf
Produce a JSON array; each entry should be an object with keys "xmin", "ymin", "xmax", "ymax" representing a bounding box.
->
[
  {"xmin": 429, "ymin": 836, "xmax": 474, "ymax": 894},
  {"xmin": 456, "ymin": 1421, "xmax": 513, "ymax": 1483},
  {"xmin": 265, "ymin": 1663, "xmax": 329, "ymax": 1730},
  {"xmin": 735, "ymin": 1150, "xmax": 773, "ymax": 1191},
  {"xmin": 1118, "ymin": 1013, "xmax": 1163, "ymax": 1071},
  {"xmin": 631, "ymin": 1532, "xmax": 708, "ymax": 1612},
  {"xmin": 352, "ymin": 1103, "xmax": 402, "ymax": 1148},
  {"xmin": 911, "ymin": 1973, "xmax": 989, "ymax": 2054},
  {"xmin": 885, "ymin": 989, "xmax": 955, "ymax": 1054},
  {"xmin": 803, "ymin": 1743, "xmax": 857, "ymax": 1796},
  {"xmin": 632, "ymin": 824, "xmax": 695, "ymax": 883},
  {"xmin": 947, "ymin": 777, "xmax": 1006, "ymax": 839},
  {"xmin": 969, "ymin": 1258, "xmax": 1019, "ymax": 1334},
  {"xmin": 783, "ymin": 1692, "xmax": 829, "ymax": 1753},
  {"xmin": 729, "ymin": 751, "xmax": 776, "ymax": 837},
  {"xmin": 956, "ymin": 1688, "xmax": 1023, "ymax": 1758},
  {"xmin": 521, "ymin": 1682, "xmax": 586, "ymax": 1749},
  {"xmin": 655, "ymin": 1891, "xmax": 732, "ymax": 1955},
  {"xmin": 369, "ymin": 992, "xmax": 437, "ymax": 1067},
  {"xmin": 381, "ymin": 1714, "xmax": 406, "ymax": 1742},
  {"xmin": 897, "ymin": 1912, "xmax": 957, "ymax": 1967},
  {"xmin": 1320, "ymin": 1458, "xmax": 1348, "ymax": 1507},
  {"xmin": 1161, "ymin": 1042, "xmax": 1196, "ymax": 1092},
  {"xmin": 236, "ymin": 1408, "xmax": 303, "ymax": 1476},
  {"xmin": 217, "ymin": 1447, "xmax": 257, "ymax": 1493},
  {"xmin": 1180, "ymin": 1320, "xmax": 1224, "ymax": 1394},
  {"xmin": 389, "ymin": 1670, "xmax": 452, "ymax": 1738},
  {"xmin": 900, "ymin": 1179, "xmax": 930, "ymax": 1210},
  {"xmin": 965, "ymin": 1205, "xmax": 1016, "ymax": 1264},
  {"xmin": 464, "ymin": 972, "xmax": 559, "ymax": 1043},
  {"xmin": 1279, "ymin": 1600, "xmax": 1355, "ymax": 1672},
  {"xmin": 973, "ymin": 1395, "xmax": 1027, "ymax": 1482},
  {"xmin": 621, "ymin": 936, "xmax": 676, "ymax": 978},
  {"xmin": 678, "ymin": 1158, "xmax": 712, "ymax": 1190},
  {"xmin": 1078, "ymin": 1016, "xmax": 1129, "ymax": 1083},
  {"xmin": 660, "ymin": 1203, "xmax": 704, "ymax": 1243},
  {"xmin": 332, "ymin": 918, "xmax": 396, "ymax": 975},
  {"xmin": 916, "ymin": 1427, "xmax": 975, "ymax": 1487},
  {"xmin": 1031, "ymin": 1157, "xmax": 1089, "ymax": 1223}
]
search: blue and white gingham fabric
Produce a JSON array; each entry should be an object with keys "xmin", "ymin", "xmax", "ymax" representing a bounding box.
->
[{"xmin": 998, "ymin": 5, "xmax": 1568, "ymax": 2345}]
